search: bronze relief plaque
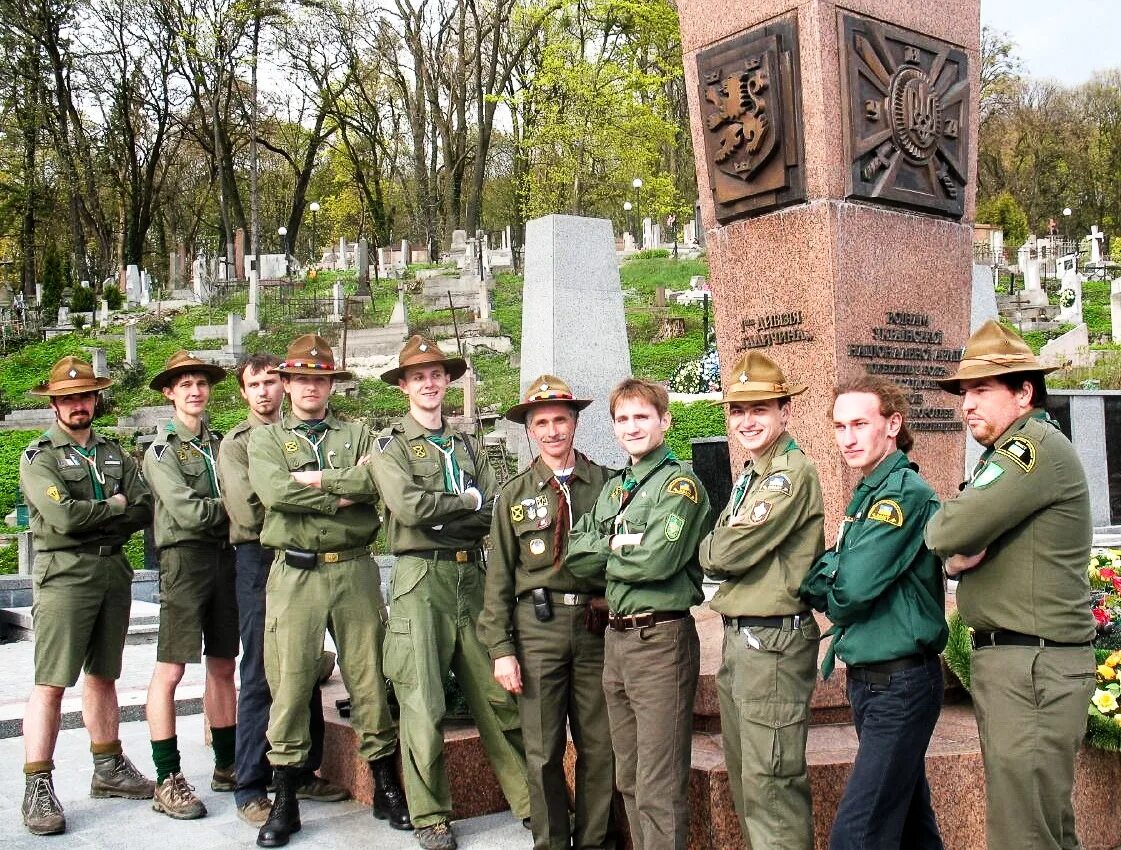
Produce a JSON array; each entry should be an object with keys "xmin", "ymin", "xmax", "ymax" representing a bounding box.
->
[
  {"xmin": 840, "ymin": 14, "xmax": 969, "ymax": 218},
  {"xmin": 696, "ymin": 16, "xmax": 804, "ymax": 224}
]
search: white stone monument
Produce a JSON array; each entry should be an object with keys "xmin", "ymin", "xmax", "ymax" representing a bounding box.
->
[
  {"xmin": 1057, "ymin": 266, "xmax": 1084, "ymax": 326},
  {"xmin": 124, "ymin": 323, "xmax": 138, "ymax": 365},
  {"xmin": 1016, "ymin": 238, "xmax": 1048, "ymax": 307},
  {"xmin": 125, "ymin": 264, "xmax": 142, "ymax": 306},
  {"xmin": 1090, "ymin": 225, "xmax": 1105, "ymax": 265}
]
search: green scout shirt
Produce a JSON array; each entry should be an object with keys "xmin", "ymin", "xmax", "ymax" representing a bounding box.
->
[
  {"xmin": 566, "ymin": 444, "xmax": 713, "ymax": 616},
  {"xmin": 369, "ymin": 413, "xmax": 497, "ymax": 554},
  {"xmin": 800, "ymin": 450, "xmax": 946, "ymax": 671},
  {"xmin": 925, "ymin": 410, "xmax": 1094, "ymax": 644},
  {"xmin": 143, "ymin": 417, "xmax": 228, "ymax": 549},
  {"xmin": 247, "ymin": 411, "xmax": 380, "ymax": 553},
  {"xmin": 21, "ymin": 423, "xmax": 152, "ymax": 551},
  {"xmin": 217, "ymin": 411, "xmax": 272, "ymax": 545},
  {"xmin": 478, "ymin": 452, "xmax": 613, "ymax": 660},
  {"xmin": 699, "ymin": 433, "xmax": 824, "ymax": 618}
]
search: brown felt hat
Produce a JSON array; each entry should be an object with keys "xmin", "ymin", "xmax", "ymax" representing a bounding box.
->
[
  {"xmin": 149, "ymin": 351, "xmax": 227, "ymax": 391},
  {"xmin": 936, "ymin": 320, "xmax": 1058, "ymax": 394},
  {"xmin": 713, "ymin": 351, "xmax": 806, "ymax": 405},
  {"xmin": 272, "ymin": 334, "xmax": 352, "ymax": 380},
  {"xmin": 29, "ymin": 356, "xmax": 114, "ymax": 397},
  {"xmin": 504, "ymin": 375, "xmax": 594, "ymax": 424},
  {"xmin": 380, "ymin": 334, "xmax": 467, "ymax": 385}
]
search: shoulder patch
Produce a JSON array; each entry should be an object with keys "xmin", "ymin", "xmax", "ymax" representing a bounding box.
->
[
  {"xmin": 972, "ymin": 460, "xmax": 1005, "ymax": 489},
  {"xmin": 151, "ymin": 444, "xmax": 168, "ymax": 461},
  {"xmin": 666, "ymin": 476, "xmax": 699, "ymax": 504},
  {"xmin": 375, "ymin": 435, "xmax": 393, "ymax": 453},
  {"xmin": 747, "ymin": 500, "xmax": 772, "ymax": 525},
  {"xmin": 46, "ymin": 485, "xmax": 62, "ymax": 502},
  {"xmin": 665, "ymin": 513, "xmax": 685, "ymax": 541},
  {"xmin": 24, "ymin": 449, "xmax": 40, "ymax": 464},
  {"xmin": 995, "ymin": 435, "xmax": 1036, "ymax": 473},
  {"xmin": 762, "ymin": 473, "xmax": 792, "ymax": 495},
  {"xmin": 867, "ymin": 499, "xmax": 904, "ymax": 527}
]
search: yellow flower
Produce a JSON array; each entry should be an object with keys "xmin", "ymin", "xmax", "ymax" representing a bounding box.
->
[
  {"xmin": 1093, "ymin": 690, "xmax": 1119, "ymax": 713},
  {"xmin": 1108, "ymin": 651, "xmax": 1121, "ymax": 668},
  {"xmin": 1114, "ymin": 716, "xmax": 1121, "ymax": 728},
  {"xmin": 1098, "ymin": 664, "xmax": 1117, "ymax": 681}
]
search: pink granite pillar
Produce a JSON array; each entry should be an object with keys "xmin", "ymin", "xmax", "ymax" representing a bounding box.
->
[{"xmin": 679, "ymin": 0, "xmax": 979, "ymax": 527}]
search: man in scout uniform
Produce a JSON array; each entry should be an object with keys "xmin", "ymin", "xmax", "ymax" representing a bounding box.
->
[
  {"xmin": 19, "ymin": 356, "xmax": 155, "ymax": 835},
  {"xmin": 925, "ymin": 320, "xmax": 1094, "ymax": 850},
  {"xmin": 370, "ymin": 334, "xmax": 530, "ymax": 850},
  {"xmin": 247, "ymin": 334, "xmax": 408, "ymax": 847},
  {"xmin": 800, "ymin": 376, "xmax": 946, "ymax": 850},
  {"xmin": 217, "ymin": 353, "xmax": 350, "ymax": 828},
  {"xmin": 478, "ymin": 376, "xmax": 615, "ymax": 850},
  {"xmin": 143, "ymin": 351, "xmax": 237, "ymax": 820},
  {"xmin": 698, "ymin": 352, "xmax": 823, "ymax": 850},
  {"xmin": 566, "ymin": 377, "xmax": 713, "ymax": 850}
]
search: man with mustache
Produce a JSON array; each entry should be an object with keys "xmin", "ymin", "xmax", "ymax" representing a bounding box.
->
[{"xmin": 19, "ymin": 356, "xmax": 155, "ymax": 836}]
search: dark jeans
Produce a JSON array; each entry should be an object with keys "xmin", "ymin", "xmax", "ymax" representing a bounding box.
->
[
  {"xmin": 829, "ymin": 655, "xmax": 944, "ymax": 850},
  {"xmin": 234, "ymin": 542, "xmax": 325, "ymax": 806}
]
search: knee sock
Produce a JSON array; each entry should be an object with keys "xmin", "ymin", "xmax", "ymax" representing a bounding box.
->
[
  {"xmin": 91, "ymin": 740, "xmax": 122, "ymax": 758},
  {"xmin": 24, "ymin": 760, "xmax": 54, "ymax": 775},
  {"xmin": 211, "ymin": 725, "xmax": 236, "ymax": 770},
  {"xmin": 151, "ymin": 736, "xmax": 181, "ymax": 785}
]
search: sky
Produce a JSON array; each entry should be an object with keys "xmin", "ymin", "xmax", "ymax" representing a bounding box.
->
[{"xmin": 982, "ymin": 0, "xmax": 1121, "ymax": 85}]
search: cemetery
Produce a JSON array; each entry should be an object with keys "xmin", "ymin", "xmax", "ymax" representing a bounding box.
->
[{"xmin": 1, "ymin": 0, "xmax": 1121, "ymax": 848}]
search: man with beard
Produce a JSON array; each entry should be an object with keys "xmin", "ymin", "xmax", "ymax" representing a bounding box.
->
[{"xmin": 19, "ymin": 356, "xmax": 155, "ymax": 835}]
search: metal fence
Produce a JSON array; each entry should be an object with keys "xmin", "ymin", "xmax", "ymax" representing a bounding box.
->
[{"xmin": 0, "ymin": 306, "xmax": 44, "ymax": 353}]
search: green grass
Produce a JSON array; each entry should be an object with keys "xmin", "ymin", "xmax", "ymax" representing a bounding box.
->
[
  {"xmin": 619, "ymin": 256, "xmax": 708, "ymax": 302},
  {"xmin": 665, "ymin": 401, "xmax": 726, "ymax": 461}
]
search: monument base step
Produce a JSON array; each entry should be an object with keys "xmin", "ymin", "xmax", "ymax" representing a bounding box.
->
[{"xmin": 0, "ymin": 599, "xmax": 160, "ymax": 645}]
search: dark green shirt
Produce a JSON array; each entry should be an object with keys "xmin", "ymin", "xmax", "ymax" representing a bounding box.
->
[
  {"xmin": 566, "ymin": 444, "xmax": 712, "ymax": 615},
  {"xmin": 801, "ymin": 450, "xmax": 946, "ymax": 670},
  {"xmin": 925, "ymin": 410, "xmax": 1094, "ymax": 643}
]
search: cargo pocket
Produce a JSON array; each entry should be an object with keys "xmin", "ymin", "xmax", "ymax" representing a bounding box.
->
[
  {"xmin": 383, "ymin": 617, "xmax": 417, "ymax": 686},
  {"xmin": 742, "ymin": 700, "xmax": 808, "ymax": 778},
  {"xmin": 391, "ymin": 557, "xmax": 427, "ymax": 601}
]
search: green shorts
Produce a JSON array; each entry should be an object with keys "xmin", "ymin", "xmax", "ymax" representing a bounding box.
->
[
  {"xmin": 157, "ymin": 543, "xmax": 239, "ymax": 663},
  {"xmin": 32, "ymin": 549, "xmax": 133, "ymax": 688}
]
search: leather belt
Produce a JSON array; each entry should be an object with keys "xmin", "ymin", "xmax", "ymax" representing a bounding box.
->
[
  {"xmin": 848, "ymin": 651, "xmax": 939, "ymax": 685},
  {"xmin": 518, "ymin": 591, "xmax": 593, "ymax": 606},
  {"xmin": 416, "ymin": 549, "xmax": 485, "ymax": 564},
  {"xmin": 722, "ymin": 612, "xmax": 810, "ymax": 631},
  {"xmin": 316, "ymin": 547, "xmax": 370, "ymax": 564},
  {"xmin": 72, "ymin": 543, "xmax": 121, "ymax": 557},
  {"xmin": 608, "ymin": 610, "xmax": 690, "ymax": 631},
  {"xmin": 167, "ymin": 540, "xmax": 232, "ymax": 551},
  {"xmin": 971, "ymin": 629, "xmax": 1091, "ymax": 650}
]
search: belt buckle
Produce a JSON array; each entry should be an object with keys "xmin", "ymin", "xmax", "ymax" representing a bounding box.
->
[
  {"xmin": 455, "ymin": 550, "xmax": 469, "ymax": 563},
  {"xmin": 323, "ymin": 552, "xmax": 340, "ymax": 564},
  {"xmin": 562, "ymin": 593, "xmax": 579, "ymax": 605},
  {"xmin": 634, "ymin": 612, "xmax": 655, "ymax": 629},
  {"xmin": 791, "ymin": 614, "xmax": 802, "ymax": 629}
]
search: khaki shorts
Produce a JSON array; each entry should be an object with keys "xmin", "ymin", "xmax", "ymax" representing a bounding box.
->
[
  {"xmin": 32, "ymin": 550, "xmax": 133, "ymax": 687},
  {"xmin": 157, "ymin": 544, "xmax": 239, "ymax": 663}
]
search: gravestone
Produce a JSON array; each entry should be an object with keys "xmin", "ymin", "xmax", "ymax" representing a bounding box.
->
[
  {"xmin": 622, "ymin": 232, "xmax": 635, "ymax": 253},
  {"xmin": 98, "ymin": 299, "xmax": 110, "ymax": 327},
  {"xmin": 520, "ymin": 214, "xmax": 631, "ymax": 467},
  {"xmin": 400, "ymin": 240, "xmax": 411, "ymax": 267},
  {"xmin": 356, "ymin": 237, "xmax": 371, "ymax": 297},
  {"xmin": 192, "ymin": 253, "xmax": 208, "ymax": 301},
  {"xmin": 226, "ymin": 313, "xmax": 244, "ymax": 356},
  {"xmin": 331, "ymin": 282, "xmax": 345, "ymax": 322},
  {"xmin": 1090, "ymin": 225, "xmax": 1105, "ymax": 265},
  {"xmin": 337, "ymin": 237, "xmax": 349, "ymax": 271},
  {"xmin": 169, "ymin": 251, "xmax": 180, "ymax": 288},
  {"xmin": 139, "ymin": 271, "xmax": 152, "ymax": 305},
  {"xmin": 1018, "ymin": 240, "xmax": 1048, "ymax": 306},
  {"xmin": 389, "ymin": 282, "xmax": 407, "ymax": 327},
  {"xmin": 1041, "ymin": 323, "xmax": 1096, "ymax": 369},
  {"xmin": 1111, "ymin": 290, "xmax": 1121, "ymax": 344},
  {"xmin": 124, "ymin": 323, "xmax": 138, "ymax": 365},
  {"xmin": 125, "ymin": 265, "xmax": 142, "ymax": 306},
  {"xmin": 1057, "ymin": 266, "xmax": 1084, "ymax": 326},
  {"xmin": 88, "ymin": 347, "xmax": 108, "ymax": 378}
]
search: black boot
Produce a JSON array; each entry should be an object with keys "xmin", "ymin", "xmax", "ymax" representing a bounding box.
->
[
  {"xmin": 370, "ymin": 754, "xmax": 412, "ymax": 830},
  {"xmin": 257, "ymin": 766, "xmax": 301, "ymax": 847}
]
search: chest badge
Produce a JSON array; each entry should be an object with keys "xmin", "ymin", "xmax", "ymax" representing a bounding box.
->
[
  {"xmin": 511, "ymin": 504, "xmax": 525, "ymax": 522},
  {"xmin": 747, "ymin": 500, "xmax": 772, "ymax": 525},
  {"xmin": 285, "ymin": 441, "xmax": 299, "ymax": 454},
  {"xmin": 177, "ymin": 448, "xmax": 188, "ymax": 462},
  {"xmin": 411, "ymin": 444, "xmax": 428, "ymax": 459},
  {"xmin": 529, "ymin": 538, "xmax": 547, "ymax": 555},
  {"xmin": 762, "ymin": 473, "xmax": 792, "ymax": 496}
]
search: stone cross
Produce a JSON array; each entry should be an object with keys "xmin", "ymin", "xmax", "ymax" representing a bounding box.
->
[{"xmin": 1090, "ymin": 225, "xmax": 1105, "ymax": 265}]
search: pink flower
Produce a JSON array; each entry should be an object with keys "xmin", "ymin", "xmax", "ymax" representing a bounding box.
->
[
  {"xmin": 1102, "ymin": 569, "xmax": 1117, "ymax": 580},
  {"xmin": 1094, "ymin": 607, "xmax": 1111, "ymax": 627}
]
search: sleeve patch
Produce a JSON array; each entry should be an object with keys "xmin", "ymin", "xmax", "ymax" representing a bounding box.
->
[
  {"xmin": 510, "ymin": 504, "xmax": 525, "ymax": 522},
  {"xmin": 995, "ymin": 436, "xmax": 1036, "ymax": 473},
  {"xmin": 867, "ymin": 499, "xmax": 904, "ymax": 527},
  {"xmin": 762, "ymin": 473, "xmax": 792, "ymax": 495},
  {"xmin": 666, "ymin": 476, "xmax": 699, "ymax": 503},
  {"xmin": 747, "ymin": 500, "xmax": 772, "ymax": 525},
  {"xmin": 972, "ymin": 460, "xmax": 1006, "ymax": 489},
  {"xmin": 665, "ymin": 513, "xmax": 685, "ymax": 541},
  {"xmin": 46, "ymin": 485, "xmax": 62, "ymax": 502},
  {"xmin": 151, "ymin": 444, "xmax": 168, "ymax": 461},
  {"xmin": 375, "ymin": 435, "xmax": 393, "ymax": 453},
  {"xmin": 24, "ymin": 449, "xmax": 40, "ymax": 464}
]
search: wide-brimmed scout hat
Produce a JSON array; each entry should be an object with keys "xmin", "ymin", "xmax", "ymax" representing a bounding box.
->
[
  {"xmin": 271, "ymin": 334, "xmax": 353, "ymax": 380},
  {"xmin": 29, "ymin": 356, "xmax": 114, "ymax": 397},
  {"xmin": 504, "ymin": 374, "xmax": 594, "ymax": 424},
  {"xmin": 380, "ymin": 334, "xmax": 467, "ymax": 385},
  {"xmin": 149, "ymin": 350, "xmax": 227, "ymax": 391},
  {"xmin": 935, "ymin": 319, "xmax": 1059, "ymax": 394},
  {"xmin": 713, "ymin": 351, "xmax": 806, "ymax": 405}
]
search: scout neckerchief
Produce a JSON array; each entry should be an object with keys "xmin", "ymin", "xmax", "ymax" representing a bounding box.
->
[
  {"xmin": 426, "ymin": 432, "xmax": 465, "ymax": 494},
  {"xmin": 617, "ymin": 446, "xmax": 676, "ymax": 520},
  {"xmin": 547, "ymin": 455, "xmax": 577, "ymax": 562},
  {"xmin": 172, "ymin": 420, "xmax": 221, "ymax": 497},
  {"xmin": 294, "ymin": 419, "xmax": 330, "ymax": 468},
  {"xmin": 72, "ymin": 442, "xmax": 105, "ymax": 500}
]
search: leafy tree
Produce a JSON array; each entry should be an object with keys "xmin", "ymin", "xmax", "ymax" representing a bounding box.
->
[
  {"xmin": 41, "ymin": 242, "xmax": 64, "ymax": 322},
  {"xmin": 977, "ymin": 191, "xmax": 1029, "ymax": 247}
]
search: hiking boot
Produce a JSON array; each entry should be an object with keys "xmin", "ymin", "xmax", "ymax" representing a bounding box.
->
[
  {"xmin": 371, "ymin": 754, "xmax": 412, "ymax": 830},
  {"xmin": 91, "ymin": 752, "xmax": 156, "ymax": 799},
  {"xmin": 238, "ymin": 796, "xmax": 273, "ymax": 827},
  {"xmin": 317, "ymin": 650, "xmax": 336, "ymax": 685},
  {"xmin": 415, "ymin": 821, "xmax": 457, "ymax": 850},
  {"xmin": 152, "ymin": 772, "xmax": 207, "ymax": 820},
  {"xmin": 22, "ymin": 771, "xmax": 65, "ymax": 836},
  {"xmin": 296, "ymin": 774, "xmax": 349, "ymax": 802},
  {"xmin": 257, "ymin": 765, "xmax": 301, "ymax": 847},
  {"xmin": 211, "ymin": 764, "xmax": 237, "ymax": 792}
]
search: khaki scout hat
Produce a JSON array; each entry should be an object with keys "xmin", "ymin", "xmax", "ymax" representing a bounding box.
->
[
  {"xmin": 272, "ymin": 334, "xmax": 353, "ymax": 380},
  {"xmin": 149, "ymin": 350, "xmax": 228, "ymax": 391},
  {"xmin": 29, "ymin": 356, "xmax": 114, "ymax": 397},
  {"xmin": 713, "ymin": 351, "xmax": 806, "ymax": 405},
  {"xmin": 504, "ymin": 375, "xmax": 594, "ymax": 424},
  {"xmin": 380, "ymin": 334, "xmax": 467, "ymax": 385},
  {"xmin": 935, "ymin": 319, "xmax": 1058, "ymax": 394}
]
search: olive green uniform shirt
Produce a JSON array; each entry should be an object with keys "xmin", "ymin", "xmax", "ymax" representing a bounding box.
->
[
  {"xmin": 217, "ymin": 411, "xmax": 272, "ymax": 544},
  {"xmin": 699, "ymin": 433, "xmax": 824, "ymax": 617},
  {"xmin": 925, "ymin": 410, "xmax": 1095, "ymax": 644},
  {"xmin": 21, "ymin": 423, "xmax": 152, "ymax": 550},
  {"xmin": 369, "ymin": 413, "xmax": 496, "ymax": 553},
  {"xmin": 478, "ymin": 452, "xmax": 613, "ymax": 660},
  {"xmin": 142, "ymin": 417, "xmax": 228, "ymax": 548},
  {"xmin": 247, "ymin": 412, "xmax": 380, "ymax": 552},
  {"xmin": 566, "ymin": 445, "xmax": 712, "ymax": 615}
]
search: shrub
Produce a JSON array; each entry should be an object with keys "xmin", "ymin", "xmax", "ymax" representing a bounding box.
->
[
  {"xmin": 633, "ymin": 248, "xmax": 670, "ymax": 260},
  {"xmin": 104, "ymin": 285, "xmax": 124, "ymax": 310},
  {"xmin": 70, "ymin": 286, "xmax": 96, "ymax": 313}
]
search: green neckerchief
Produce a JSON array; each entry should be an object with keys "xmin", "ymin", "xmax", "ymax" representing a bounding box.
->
[
  {"xmin": 295, "ymin": 419, "xmax": 329, "ymax": 466},
  {"xmin": 168, "ymin": 418, "xmax": 219, "ymax": 497},
  {"xmin": 730, "ymin": 434, "xmax": 797, "ymax": 517},
  {"xmin": 426, "ymin": 433, "xmax": 463, "ymax": 493},
  {"xmin": 820, "ymin": 449, "xmax": 911, "ymax": 679},
  {"xmin": 71, "ymin": 443, "xmax": 105, "ymax": 500}
]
